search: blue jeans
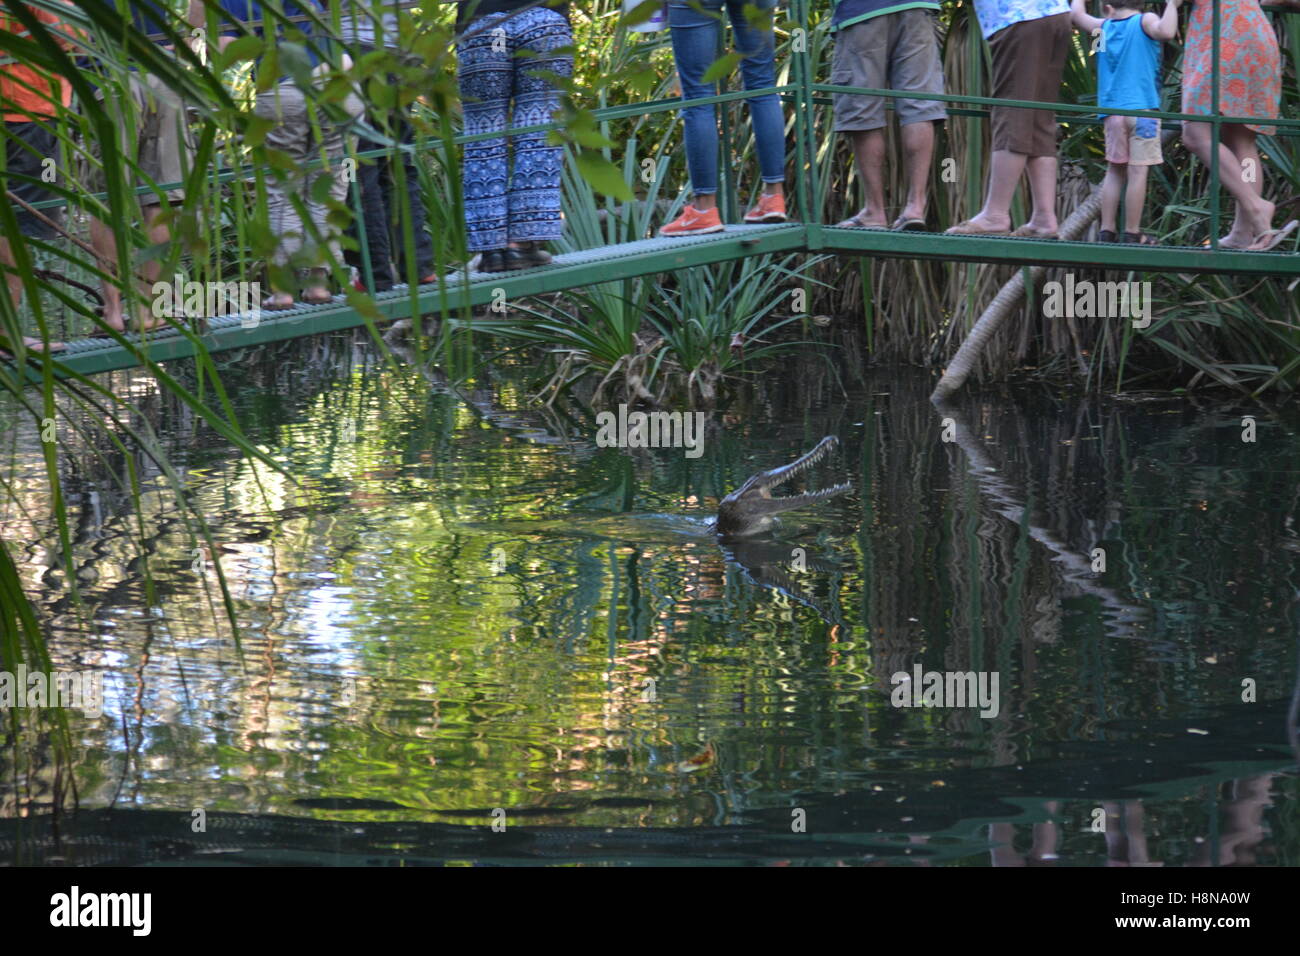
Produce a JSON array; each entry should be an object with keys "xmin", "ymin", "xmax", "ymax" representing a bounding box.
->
[{"xmin": 667, "ymin": 0, "xmax": 785, "ymax": 196}]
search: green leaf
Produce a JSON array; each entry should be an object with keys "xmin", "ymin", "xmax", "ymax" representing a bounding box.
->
[
  {"xmin": 575, "ymin": 151, "xmax": 633, "ymax": 200},
  {"xmin": 622, "ymin": 0, "xmax": 663, "ymax": 29},
  {"xmin": 702, "ymin": 52, "xmax": 742, "ymax": 84},
  {"xmin": 218, "ymin": 35, "xmax": 266, "ymax": 71}
]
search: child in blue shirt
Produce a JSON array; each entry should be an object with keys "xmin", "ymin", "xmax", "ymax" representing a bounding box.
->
[{"xmin": 1070, "ymin": 0, "xmax": 1181, "ymax": 244}]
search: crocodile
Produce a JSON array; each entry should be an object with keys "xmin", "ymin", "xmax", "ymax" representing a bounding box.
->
[{"xmin": 712, "ymin": 435, "xmax": 852, "ymax": 538}]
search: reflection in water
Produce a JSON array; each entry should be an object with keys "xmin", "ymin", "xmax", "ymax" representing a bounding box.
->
[{"xmin": 1, "ymin": 338, "xmax": 1298, "ymax": 865}]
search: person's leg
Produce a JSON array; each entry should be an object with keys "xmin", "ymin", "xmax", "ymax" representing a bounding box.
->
[
  {"xmin": 950, "ymin": 23, "xmax": 1026, "ymax": 232},
  {"xmin": 1023, "ymin": 154, "xmax": 1059, "ymax": 234},
  {"xmin": 506, "ymin": 8, "xmax": 573, "ymax": 250},
  {"xmin": 301, "ymin": 93, "xmax": 357, "ymax": 304},
  {"xmin": 1100, "ymin": 164, "xmax": 1124, "ymax": 236},
  {"xmin": 458, "ymin": 16, "xmax": 513, "ymax": 253},
  {"xmin": 92, "ymin": 77, "xmax": 176, "ymax": 331},
  {"xmin": 0, "ymin": 238, "xmax": 62, "ymax": 350},
  {"xmin": 830, "ymin": 20, "xmax": 889, "ymax": 225},
  {"xmin": 728, "ymin": 0, "xmax": 783, "ymax": 199},
  {"xmin": 1098, "ymin": 115, "xmax": 1131, "ymax": 237},
  {"xmin": 890, "ymin": 10, "xmax": 947, "ymax": 224},
  {"xmin": 1123, "ymin": 163, "xmax": 1149, "ymax": 235},
  {"xmin": 668, "ymin": 1, "xmax": 724, "ymax": 210},
  {"xmin": 352, "ymin": 124, "xmax": 396, "ymax": 290},
  {"xmin": 391, "ymin": 106, "xmax": 434, "ymax": 281},
  {"xmin": 1, "ymin": 122, "xmax": 63, "ymax": 348},
  {"xmin": 953, "ymin": 15, "xmax": 1067, "ymax": 234},
  {"xmin": 257, "ymin": 85, "xmax": 312, "ymax": 308},
  {"xmin": 850, "ymin": 130, "xmax": 888, "ymax": 227},
  {"xmin": 898, "ymin": 122, "xmax": 935, "ymax": 223},
  {"xmin": 965, "ymin": 148, "xmax": 1028, "ymax": 231},
  {"xmin": 1018, "ymin": 14, "xmax": 1070, "ymax": 234},
  {"xmin": 1220, "ymin": 123, "xmax": 1265, "ymax": 247},
  {"xmin": 1182, "ymin": 121, "xmax": 1274, "ymax": 245}
]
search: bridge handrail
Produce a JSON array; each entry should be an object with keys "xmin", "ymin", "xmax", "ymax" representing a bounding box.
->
[{"xmin": 16, "ymin": 1, "xmax": 1296, "ymax": 257}]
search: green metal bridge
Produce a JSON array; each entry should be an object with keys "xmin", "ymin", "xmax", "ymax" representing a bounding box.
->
[{"xmin": 8, "ymin": 1, "xmax": 1300, "ymax": 381}]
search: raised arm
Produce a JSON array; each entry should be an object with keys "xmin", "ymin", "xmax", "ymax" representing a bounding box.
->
[
  {"xmin": 1142, "ymin": 0, "xmax": 1182, "ymax": 41},
  {"xmin": 1069, "ymin": 0, "xmax": 1105, "ymax": 34}
]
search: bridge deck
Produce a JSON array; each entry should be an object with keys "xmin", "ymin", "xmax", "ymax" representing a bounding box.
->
[{"xmin": 12, "ymin": 222, "xmax": 1299, "ymax": 380}]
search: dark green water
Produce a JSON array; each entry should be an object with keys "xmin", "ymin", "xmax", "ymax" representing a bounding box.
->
[{"xmin": 2, "ymin": 340, "xmax": 1298, "ymax": 865}]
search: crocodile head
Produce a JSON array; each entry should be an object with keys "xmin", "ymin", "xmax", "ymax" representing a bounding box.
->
[{"xmin": 713, "ymin": 436, "xmax": 852, "ymax": 538}]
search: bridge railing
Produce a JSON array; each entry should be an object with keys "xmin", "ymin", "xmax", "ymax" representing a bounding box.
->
[{"xmin": 21, "ymin": 1, "xmax": 1300, "ymax": 265}]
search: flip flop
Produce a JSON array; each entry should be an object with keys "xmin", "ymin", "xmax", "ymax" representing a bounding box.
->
[
  {"xmin": 1199, "ymin": 236, "xmax": 1252, "ymax": 251},
  {"xmin": 891, "ymin": 216, "xmax": 926, "ymax": 232},
  {"xmin": 1247, "ymin": 220, "xmax": 1299, "ymax": 252},
  {"xmin": 945, "ymin": 219, "xmax": 1011, "ymax": 236},
  {"xmin": 834, "ymin": 213, "xmax": 887, "ymax": 230},
  {"xmin": 1011, "ymin": 224, "xmax": 1059, "ymax": 240}
]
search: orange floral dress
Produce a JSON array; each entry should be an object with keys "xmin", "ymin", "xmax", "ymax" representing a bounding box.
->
[{"xmin": 1181, "ymin": 0, "xmax": 1281, "ymax": 135}]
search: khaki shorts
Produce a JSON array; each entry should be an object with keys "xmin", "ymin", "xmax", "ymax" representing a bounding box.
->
[
  {"xmin": 987, "ymin": 12, "xmax": 1071, "ymax": 157},
  {"xmin": 81, "ymin": 72, "xmax": 194, "ymax": 204},
  {"xmin": 1104, "ymin": 114, "xmax": 1162, "ymax": 166},
  {"xmin": 831, "ymin": 10, "xmax": 947, "ymax": 132}
]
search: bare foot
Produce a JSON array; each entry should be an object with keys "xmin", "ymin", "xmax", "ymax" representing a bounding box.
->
[
  {"xmin": 261, "ymin": 293, "xmax": 296, "ymax": 311},
  {"xmin": 1217, "ymin": 229, "xmax": 1253, "ymax": 250},
  {"xmin": 0, "ymin": 335, "xmax": 65, "ymax": 357},
  {"xmin": 949, "ymin": 213, "xmax": 1013, "ymax": 234},
  {"xmin": 102, "ymin": 304, "xmax": 172, "ymax": 334},
  {"xmin": 301, "ymin": 286, "xmax": 333, "ymax": 306}
]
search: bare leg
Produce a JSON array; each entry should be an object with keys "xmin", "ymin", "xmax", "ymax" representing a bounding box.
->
[
  {"xmin": 898, "ymin": 121, "xmax": 935, "ymax": 222},
  {"xmin": 1123, "ymin": 164, "xmax": 1150, "ymax": 235},
  {"xmin": 849, "ymin": 128, "xmax": 888, "ymax": 227},
  {"xmin": 1182, "ymin": 121, "xmax": 1274, "ymax": 245},
  {"xmin": 0, "ymin": 238, "xmax": 64, "ymax": 351},
  {"xmin": 1100, "ymin": 163, "xmax": 1125, "ymax": 234},
  {"xmin": 1220, "ymin": 124, "xmax": 1264, "ymax": 247},
  {"xmin": 964, "ymin": 148, "xmax": 1028, "ymax": 232},
  {"xmin": 1024, "ymin": 155, "xmax": 1059, "ymax": 234},
  {"xmin": 92, "ymin": 203, "xmax": 172, "ymax": 331}
]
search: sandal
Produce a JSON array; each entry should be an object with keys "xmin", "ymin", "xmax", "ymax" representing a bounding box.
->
[
  {"xmin": 1011, "ymin": 224, "xmax": 1059, "ymax": 240},
  {"xmin": 890, "ymin": 216, "xmax": 927, "ymax": 232},
  {"xmin": 1098, "ymin": 230, "xmax": 1118, "ymax": 243},
  {"xmin": 1246, "ymin": 220, "xmax": 1299, "ymax": 252},
  {"xmin": 835, "ymin": 212, "xmax": 887, "ymax": 230},
  {"xmin": 944, "ymin": 219, "xmax": 1011, "ymax": 236},
  {"xmin": 1123, "ymin": 232, "xmax": 1158, "ymax": 245}
]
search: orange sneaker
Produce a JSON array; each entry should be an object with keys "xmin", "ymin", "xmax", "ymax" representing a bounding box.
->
[
  {"xmin": 744, "ymin": 193, "xmax": 787, "ymax": 223},
  {"xmin": 659, "ymin": 204, "xmax": 725, "ymax": 237}
]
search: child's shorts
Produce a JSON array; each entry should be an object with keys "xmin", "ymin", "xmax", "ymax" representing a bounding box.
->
[{"xmin": 1104, "ymin": 114, "xmax": 1162, "ymax": 166}]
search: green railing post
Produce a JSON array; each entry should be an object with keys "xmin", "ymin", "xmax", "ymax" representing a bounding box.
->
[
  {"xmin": 791, "ymin": 0, "xmax": 820, "ymax": 248},
  {"xmin": 1209, "ymin": 2, "xmax": 1221, "ymax": 250},
  {"xmin": 349, "ymin": 156, "xmax": 376, "ymax": 295},
  {"xmin": 717, "ymin": 16, "xmax": 738, "ymax": 224}
]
